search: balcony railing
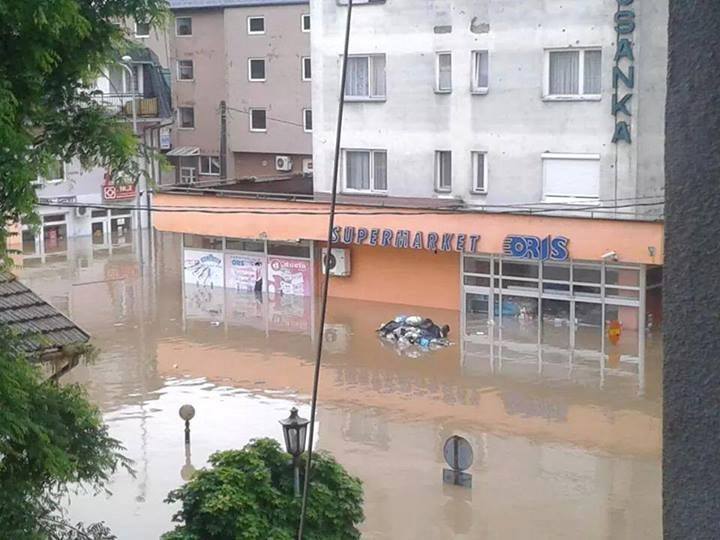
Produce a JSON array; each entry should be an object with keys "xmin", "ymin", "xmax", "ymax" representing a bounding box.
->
[{"xmin": 92, "ymin": 93, "xmax": 159, "ymax": 118}]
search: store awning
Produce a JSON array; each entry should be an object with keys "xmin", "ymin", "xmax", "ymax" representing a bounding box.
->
[{"xmin": 166, "ymin": 146, "xmax": 200, "ymax": 157}]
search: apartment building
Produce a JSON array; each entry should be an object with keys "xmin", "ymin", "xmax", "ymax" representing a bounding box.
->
[
  {"xmin": 165, "ymin": 0, "xmax": 312, "ymax": 183},
  {"xmin": 154, "ymin": 0, "xmax": 667, "ymax": 383},
  {"xmin": 17, "ymin": 45, "xmax": 172, "ymax": 265}
]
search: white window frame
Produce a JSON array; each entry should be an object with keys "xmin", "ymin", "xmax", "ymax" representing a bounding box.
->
[
  {"xmin": 178, "ymin": 106, "xmax": 195, "ymax": 129},
  {"xmin": 301, "ymin": 57, "xmax": 311, "ymax": 81},
  {"xmin": 301, "ymin": 14, "xmax": 311, "ymax": 32},
  {"xmin": 471, "ymin": 151, "xmax": 488, "ymax": 194},
  {"xmin": 434, "ymin": 151, "xmax": 452, "ymax": 192},
  {"xmin": 541, "ymin": 152, "xmax": 601, "ymax": 204},
  {"xmin": 543, "ymin": 48, "xmax": 602, "ymax": 101},
  {"xmin": 248, "ymin": 58, "xmax": 266, "ymax": 82},
  {"xmin": 342, "ymin": 149, "xmax": 388, "ymax": 194},
  {"xmin": 176, "ymin": 59, "xmax": 194, "ymax": 81},
  {"xmin": 175, "ymin": 16, "xmax": 192, "ymax": 37},
  {"xmin": 343, "ymin": 54, "xmax": 386, "ymax": 101},
  {"xmin": 40, "ymin": 159, "xmax": 66, "ymax": 184},
  {"xmin": 199, "ymin": 156, "xmax": 221, "ymax": 176},
  {"xmin": 435, "ymin": 52, "xmax": 452, "ymax": 93},
  {"xmin": 180, "ymin": 166, "xmax": 197, "ymax": 183},
  {"xmin": 303, "ymin": 108, "xmax": 312, "ymax": 133},
  {"xmin": 249, "ymin": 108, "xmax": 267, "ymax": 132},
  {"xmin": 247, "ymin": 16, "xmax": 265, "ymax": 35},
  {"xmin": 470, "ymin": 50, "xmax": 489, "ymax": 94},
  {"xmin": 134, "ymin": 20, "xmax": 150, "ymax": 38}
]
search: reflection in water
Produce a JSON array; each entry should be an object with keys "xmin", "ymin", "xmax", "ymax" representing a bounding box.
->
[{"xmin": 16, "ymin": 233, "xmax": 662, "ymax": 539}]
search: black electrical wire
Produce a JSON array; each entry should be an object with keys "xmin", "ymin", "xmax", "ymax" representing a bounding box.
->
[
  {"xmin": 297, "ymin": 2, "xmax": 353, "ymax": 538},
  {"xmin": 36, "ymin": 199, "xmax": 665, "ymax": 216}
]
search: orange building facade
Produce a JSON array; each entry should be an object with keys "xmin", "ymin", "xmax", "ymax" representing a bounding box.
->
[{"xmin": 154, "ymin": 191, "xmax": 663, "ymax": 385}]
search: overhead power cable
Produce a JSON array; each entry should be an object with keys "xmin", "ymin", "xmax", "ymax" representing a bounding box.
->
[{"xmin": 297, "ymin": 1, "xmax": 354, "ymax": 538}]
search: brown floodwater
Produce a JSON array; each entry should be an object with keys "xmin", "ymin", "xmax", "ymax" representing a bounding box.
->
[{"xmin": 17, "ymin": 233, "xmax": 662, "ymax": 539}]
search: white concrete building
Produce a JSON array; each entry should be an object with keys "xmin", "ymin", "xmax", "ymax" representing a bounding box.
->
[{"xmin": 311, "ymin": 0, "xmax": 667, "ymax": 218}]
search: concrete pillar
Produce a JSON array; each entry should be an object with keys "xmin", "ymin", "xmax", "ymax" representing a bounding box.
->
[{"xmin": 663, "ymin": 2, "xmax": 720, "ymax": 538}]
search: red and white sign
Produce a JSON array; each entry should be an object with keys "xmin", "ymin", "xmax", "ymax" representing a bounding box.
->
[
  {"xmin": 267, "ymin": 257, "xmax": 312, "ymax": 296},
  {"xmin": 103, "ymin": 174, "xmax": 137, "ymax": 201}
]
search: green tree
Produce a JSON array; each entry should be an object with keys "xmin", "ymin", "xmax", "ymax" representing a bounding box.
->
[
  {"xmin": 0, "ymin": 327, "xmax": 130, "ymax": 538},
  {"xmin": 0, "ymin": 0, "xmax": 168, "ymax": 536},
  {"xmin": 163, "ymin": 439, "xmax": 365, "ymax": 540},
  {"xmin": 0, "ymin": 0, "xmax": 168, "ymax": 263}
]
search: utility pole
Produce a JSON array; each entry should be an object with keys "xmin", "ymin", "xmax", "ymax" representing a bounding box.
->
[
  {"xmin": 663, "ymin": 1, "xmax": 720, "ymax": 538},
  {"xmin": 219, "ymin": 100, "xmax": 228, "ymax": 180}
]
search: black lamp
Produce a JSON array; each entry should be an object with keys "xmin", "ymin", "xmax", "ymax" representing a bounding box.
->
[{"xmin": 279, "ymin": 407, "xmax": 309, "ymax": 495}]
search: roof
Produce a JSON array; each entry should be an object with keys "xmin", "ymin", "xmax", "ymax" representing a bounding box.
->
[
  {"xmin": 167, "ymin": 146, "xmax": 200, "ymax": 157},
  {"xmin": 169, "ymin": 0, "xmax": 308, "ymax": 9},
  {"xmin": 0, "ymin": 272, "xmax": 90, "ymax": 356}
]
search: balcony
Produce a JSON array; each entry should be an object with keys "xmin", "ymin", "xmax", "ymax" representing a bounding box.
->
[{"xmin": 93, "ymin": 93, "xmax": 160, "ymax": 118}]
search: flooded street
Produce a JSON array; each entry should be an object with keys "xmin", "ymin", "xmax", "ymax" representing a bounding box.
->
[{"xmin": 17, "ymin": 233, "xmax": 662, "ymax": 539}]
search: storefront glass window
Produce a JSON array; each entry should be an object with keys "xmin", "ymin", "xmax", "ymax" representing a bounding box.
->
[
  {"xmin": 22, "ymin": 229, "xmax": 38, "ymax": 255},
  {"xmin": 464, "ymin": 257, "xmax": 490, "ymax": 275},
  {"xmin": 183, "ymin": 234, "xmax": 223, "ymax": 250},
  {"xmin": 92, "ymin": 221, "xmax": 106, "ymax": 245},
  {"xmin": 111, "ymin": 215, "xmax": 132, "ymax": 245},
  {"xmin": 502, "ymin": 261, "xmax": 539, "ymax": 278},
  {"xmin": 226, "ymin": 238, "xmax": 265, "ymax": 253},
  {"xmin": 605, "ymin": 267, "xmax": 640, "ymax": 287},
  {"xmin": 267, "ymin": 241, "xmax": 311, "ymax": 258},
  {"xmin": 543, "ymin": 262, "xmax": 570, "ymax": 282},
  {"xmin": 43, "ymin": 223, "xmax": 67, "ymax": 254},
  {"xmin": 91, "ymin": 210, "xmax": 108, "ymax": 218},
  {"xmin": 464, "ymin": 275, "xmax": 490, "ymax": 287},
  {"xmin": 574, "ymin": 265, "xmax": 601, "ymax": 284}
]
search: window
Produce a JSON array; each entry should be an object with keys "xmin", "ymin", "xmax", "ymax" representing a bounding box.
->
[
  {"xmin": 302, "ymin": 57, "xmax": 312, "ymax": 81},
  {"xmin": 248, "ymin": 16, "xmax": 265, "ymax": 34},
  {"xmin": 135, "ymin": 20, "xmax": 150, "ymax": 37},
  {"xmin": 344, "ymin": 149, "xmax": 387, "ymax": 192},
  {"xmin": 176, "ymin": 16, "xmax": 192, "ymax": 36},
  {"xmin": 471, "ymin": 50, "xmax": 489, "ymax": 93},
  {"xmin": 248, "ymin": 58, "xmax": 266, "ymax": 81},
  {"xmin": 180, "ymin": 167, "xmax": 197, "ymax": 183},
  {"xmin": 472, "ymin": 151, "xmax": 488, "ymax": 193},
  {"xmin": 250, "ymin": 108, "xmax": 267, "ymax": 132},
  {"xmin": 42, "ymin": 158, "xmax": 66, "ymax": 183},
  {"xmin": 177, "ymin": 59, "xmax": 194, "ymax": 81},
  {"xmin": 545, "ymin": 49, "xmax": 602, "ymax": 98},
  {"xmin": 435, "ymin": 151, "xmax": 452, "ymax": 191},
  {"xmin": 542, "ymin": 153, "xmax": 600, "ymax": 202},
  {"xmin": 344, "ymin": 54, "xmax": 386, "ymax": 100},
  {"xmin": 179, "ymin": 107, "xmax": 195, "ymax": 128},
  {"xmin": 200, "ymin": 156, "xmax": 221, "ymax": 176},
  {"xmin": 436, "ymin": 52, "xmax": 452, "ymax": 93},
  {"xmin": 302, "ymin": 14, "xmax": 311, "ymax": 32},
  {"xmin": 303, "ymin": 109, "xmax": 312, "ymax": 132}
]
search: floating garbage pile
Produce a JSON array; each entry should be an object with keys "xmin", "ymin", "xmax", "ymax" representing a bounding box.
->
[{"xmin": 377, "ymin": 315, "xmax": 452, "ymax": 356}]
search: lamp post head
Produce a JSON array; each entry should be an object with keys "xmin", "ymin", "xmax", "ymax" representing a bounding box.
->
[
  {"xmin": 179, "ymin": 404, "xmax": 196, "ymax": 422},
  {"xmin": 121, "ymin": 55, "xmax": 132, "ymax": 64},
  {"xmin": 279, "ymin": 407, "xmax": 310, "ymax": 458}
]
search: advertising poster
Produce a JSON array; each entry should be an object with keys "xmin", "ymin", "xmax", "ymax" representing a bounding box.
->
[
  {"xmin": 267, "ymin": 257, "xmax": 312, "ymax": 297},
  {"xmin": 225, "ymin": 254, "xmax": 266, "ymax": 293},
  {"xmin": 183, "ymin": 249, "xmax": 225, "ymax": 288}
]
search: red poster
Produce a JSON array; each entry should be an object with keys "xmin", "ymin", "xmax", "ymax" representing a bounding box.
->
[{"xmin": 267, "ymin": 257, "xmax": 312, "ymax": 296}]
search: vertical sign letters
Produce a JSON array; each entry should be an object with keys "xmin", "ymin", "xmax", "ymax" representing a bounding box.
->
[{"xmin": 612, "ymin": 0, "xmax": 635, "ymax": 143}]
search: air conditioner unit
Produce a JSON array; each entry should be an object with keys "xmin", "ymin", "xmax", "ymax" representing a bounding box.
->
[
  {"xmin": 321, "ymin": 248, "xmax": 351, "ymax": 277},
  {"xmin": 275, "ymin": 155, "xmax": 293, "ymax": 172},
  {"xmin": 75, "ymin": 206, "xmax": 89, "ymax": 218},
  {"xmin": 302, "ymin": 158, "xmax": 313, "ymax": 175}
]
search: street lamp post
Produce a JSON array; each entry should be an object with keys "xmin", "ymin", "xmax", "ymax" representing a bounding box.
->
[
  {"xmin": 120, "ymin": 55, "xmax": 137, "ymax": 134},
  {"xmin": 179, "ymin": 404, "xmax": 196, "ymax": 445},
  {"xmin": 279, "ymin": 407, "xmax": 310, "ymax": 497}
]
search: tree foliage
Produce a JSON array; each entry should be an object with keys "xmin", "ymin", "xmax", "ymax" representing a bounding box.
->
[
  {"xmin": 163, "ymin": 438, "xmax": 365, "ymax": 540},
  {"xmin": 0, "ymin": 327, "xmax": 130, "ymax": 539},
  {"xmin": 0, "ymin": 0, "xmax": 168, "ymax": 263}
]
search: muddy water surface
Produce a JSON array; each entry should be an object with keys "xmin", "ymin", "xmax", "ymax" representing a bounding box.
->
[{"xmin": 18, "ymin": 233, "xmax": 662, "ymax": 539}]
